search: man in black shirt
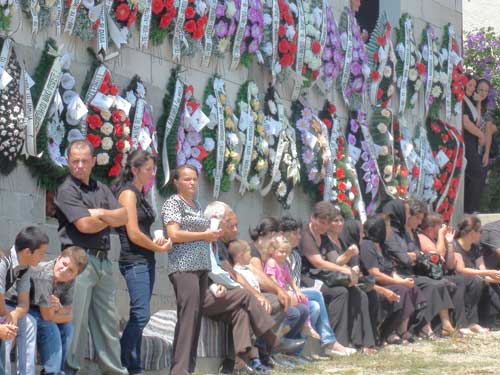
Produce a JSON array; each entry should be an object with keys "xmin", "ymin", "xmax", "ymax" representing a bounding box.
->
[
  {"xmin": 481, "ymin": 220, "xmax": 500, "ymax": 270},
  {"xmin": 54, "ymin": 140, "xmax": 128, "ymax": 375}
]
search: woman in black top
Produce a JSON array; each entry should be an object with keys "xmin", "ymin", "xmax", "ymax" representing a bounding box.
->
[
  {"xmin": 462, "ymin": 75, "xmax": 485, "ymax": 213},
  {"xmin": 382, "ymin": 199, "xmax": 455, "ymax": 338},
  {"xmin": 113, "ymin": 150, "xmax": 172, "ymax": 375},
  {"xmin": 453, "ymin": 215, "xmax": 500, "ymax": 329},
  {"xmin": 359, "ymin": 215, "xmax": 426, "ymax": 344}
]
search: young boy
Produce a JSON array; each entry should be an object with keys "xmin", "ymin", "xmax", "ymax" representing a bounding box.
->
[
  {"xmin": 0, "ymin": 226, "xmax": 49, "ymax": 375},
  {"xmin": 28, "ymin": 246, "xmax": 88, "ymax": 375},
  {"xmin": 229, "ymin": 240, "xmax": 261, "ymax": 293}
]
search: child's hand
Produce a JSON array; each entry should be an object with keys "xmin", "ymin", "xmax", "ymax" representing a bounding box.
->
[{"xmin": 297, "ymin": 291, "xmax": 308, "ymax": 304}]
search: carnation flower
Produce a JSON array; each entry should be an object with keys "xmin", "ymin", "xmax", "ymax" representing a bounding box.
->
[
  {"xmin": 377, "ymin": 123, "xmax": 388, "ymax": 134},
  {"xmin": 101, "ymin": 137, "xmax": 113, "ymax": 151},
  {"xmin": 100, "ymin": 122, "xmax": 113, "ymax": 136},
  {"xmin": 96, "ymin": 153, "xmax": 109, "ymax": 165},
  {"xmin": 276, "ymin": 181, "xmax": 287, "ymax": 197}
]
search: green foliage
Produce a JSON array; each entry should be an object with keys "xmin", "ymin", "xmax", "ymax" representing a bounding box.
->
[{"xmin": 0, "ymin": 7, "xmax": 12, "ymax": 31}]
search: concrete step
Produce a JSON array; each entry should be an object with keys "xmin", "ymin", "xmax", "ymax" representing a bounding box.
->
[{"xmin": 477, "ymin": 213, "xmax": 500, "ymax": 225}]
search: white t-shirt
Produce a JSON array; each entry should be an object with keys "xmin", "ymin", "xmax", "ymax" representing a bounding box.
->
[{"xmin": 234, "ymin": 264, "xmax": 261, "ymax": 293}]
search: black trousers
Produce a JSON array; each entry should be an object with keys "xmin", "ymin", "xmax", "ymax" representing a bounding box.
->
[
  {"xmin": 464, "ymin": 141, "xmax": 485, "ymax": 213},
  {"xmin": 479, "ymin": 282, "xmax": 500, "ymax": 327},
  {"xmin": 445, "ymin": 274, "xmax": 484, "ymax": 328},
  {"xmin": 169, "ymin": 270, "xmax": 208, "ymax": 375}
]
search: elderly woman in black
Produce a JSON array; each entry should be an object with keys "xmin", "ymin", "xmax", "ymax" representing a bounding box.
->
[
  {"xmin": 162, "ymin": 165, "xmax": 222, "ymax": 375},
  {"xmin": 359, "ymin": 215, "xmax": 426, "ymax": 344},
  {"xmin": 382, "ymin": 199, "xmax": 455, "ymax": 338},
  {"xmin": 300, "ymin": 202, "xmax": 376, "ymax": 353},
  {"xmin": 453, "ymin": 215, "xmax": 500, "ymax": 329}
]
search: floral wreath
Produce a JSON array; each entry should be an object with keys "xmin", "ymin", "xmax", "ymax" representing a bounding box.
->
[
  {"xmin": 202, "ymin": 75, "xmax": 242, "ymax": 197},
  {"xmin": 64, "ymin": 0, "xmax": 96, "ymax": 42},
  {"xmin": 366, "ymin": 12, "xmax": 397, "ymax": 108},
  {"xmin": 273, "ymin": 0, "xmax": 298, "ymax": 83},
  {"xmin": 427, "ymin": 118, "xmax": 464, "ymax": 222},
  {"xmin": 111, "ymin": 0, "xmax": 140, "ymax": 36},
  {"xmin": 370, "ymin": 107, "xmax": 408, "ymax": 199},
  {"xmin": 318, "ymin": 101, "xmax": 361, "ymax": 219},
  {"xmin": 236, "ymin": 0, "xmax": 264, "ymax": 68},
  {"xmin": 25, "ymin": 39, "xmax": 89, "ymax": 191},
  {"xmin": 347, "ymin": 110, "xmax": 379, "ymax": 214},
  {"xmin": 395, "ymin": 14, "xmax": 424, "ymax": 113},
  {"xmin": 299, "ymin": 0, "xmax": 324, "ymax": 88},
  {"xmin": 85, "ymin": 67, "xmax": 133, "ymax": 184},
  {"xmin": 316, "ymin": 4, "xmax": 343, "ymax": 94},
  {"xmin": 261, "ymin": 85, "xmax": 300, "ymax": 209},
  {"xmin": 172, "ymin": 0, "xmax": 208, "ymax": 60},
  {"xmin": 21, "ymin": 0, "xmax": 56, "ymax": 34},
  {"xmin": 235, "ymin": 80, "xmax": 269, "ymax": 194},
  {"xmin": 442, "ymin": 23, "xmax": 466, "ymax": 120},
  {"xmin": 0, "ymin": 0, "xmax": 15, "ymax": 31},
  {"xmin": 211, "ymin": 0, "xmax": 241, "ymax": 58},
  {"xmin": 0, "ymin": 39, "xmax": 25, "ymax": 175},
  {"xmin": 149, "ymin": 0, "xmax": 177, "ymax": 45},
  {"xmin": 338, "ymin": 7, "xmax": 369, "ymax": 110},
  {"xmin": 420, "ymin": 24, "xmax": 445, "ymax": 120}
]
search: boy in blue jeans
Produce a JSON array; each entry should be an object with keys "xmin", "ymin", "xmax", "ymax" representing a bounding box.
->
[{"xmin": 28, "ymin": 246, "xmax": 88, "ymax": 375}]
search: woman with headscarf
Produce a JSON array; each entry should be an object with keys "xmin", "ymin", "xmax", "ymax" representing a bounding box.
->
[
  {"xmin": 359, "ymin": 215, "xmax": 426, "ymax": 344},
  {"xmin": 382, "ymin": 199, "xmax": 455, "ymax": 338}
]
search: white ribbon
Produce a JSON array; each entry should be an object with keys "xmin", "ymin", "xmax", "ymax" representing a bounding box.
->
[
  {"xmin": 173, "ymin": 0, "xmax": 188, "ymax": 62},
  {"xmin": 238, "ymin": 88, "xmax": 256, "ymax": 194},
  {"xmin": 445, "ymin": 26, "xmax": 454, "ymax": 120},
  {"xmin": 341, "ymin": 11, "xmax": 353, "ymax": 106},
  {"xmin": 424, "ymin": 29, "xmax": 434, "ymax": 114},
  {"xmin": 202, "ymin": 0, "xmax": 217, "ymax": 67},
  {"xmin": 22, "ymin": 68, "xmax": 36, "ymax": 157},
  {"xmin": 0, "ymin": 38, "xmax": 12, "ymax": 91},
  {"xmin": 316, "ymin": 116, "xmax": 333, "ymax": 202},
  {"xmin": 399, "ymin": 18, "xmax": 411, "ymax": 114},
  {"xmin": 64, "ymin": 0, "xmax": 81, "ymax": 35},
  {"xmin": 319, "ymin": 0, "xmax": 327, "ymax": 53},
  {"xmin": 131, "ymin": 99, "xmax": 145, "ymax": 148},
  {"xmin": 107, "ymin": 12, "xmax": 129, "ymax": 49},
  {"xmin": 82, "ymin": 65, "xmax": 110, "ymax": 136},
  {"xmin": 162, "ymin": 79, "xmax": 185, "ymax": 185},
  {"xmin": 291, "ymin": 0, "xmax": 306, "ymax": 100},
  {"xmin": 56, "ymin": 0, "xmax": 63, "ymax": 36},
  {"xmin": 140, "ymin": 0, "xmax": 152, "ymax": 49},
  {"xmin": 34, "ymin": 53, "xmax": 63, "ymax": 134},
  {"xmin": 230, "ymin": 0, "xmax": 249, "ymax": 70},
  {"xmin": 97, "ymin": 4, "xmax": 109, "ymax": 52},
  {"xmin": 213, "ymin": 80, "xmax": 226, "ymax": 198},
  {"xmin": 271, "ymin": 0, "xmax": 279, "ymax": 83},
  {"xmin": 435, "ymin": 126, "xmax": 461, "ymax": 210},
  {"xmin": 31, "ymin": 0, "xmax": 39, "ymax": 34}
]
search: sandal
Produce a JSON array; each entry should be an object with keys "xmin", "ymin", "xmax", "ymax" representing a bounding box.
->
[
  {"xmin": 386, "ymin": 333, "xmax": 403, "ymax": 345},
  {"xmin": 400, "ymin": 331, "xmax": 416, "ymax": 344},
  {"xmin": 441, "ymin": 327, "xmax": 463, "ymax": 338},
  {"xmin": 418, "ymin": 330, "xmax": 439, "ymax": 341}
]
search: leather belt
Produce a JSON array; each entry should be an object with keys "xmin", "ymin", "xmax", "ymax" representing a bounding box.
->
[{"xmin": 86, "ymin": 248, "xmax": 109, "ymax": 260}]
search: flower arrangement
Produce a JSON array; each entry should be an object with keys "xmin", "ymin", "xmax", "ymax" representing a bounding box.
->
[
  {"xmin": 338, "ymin": 7, "xmax": 369, "ymax": 110},
  {"xmin": 124, "ymin": 76, "xmax": 156, "ymax": 153},
  {"xmin": 0, "ymin": 39, "xmax": 25, "ymax": 175},
  {"xmin": 273, "ymin": 0, "xmax": 298, "ymax": 82},
  {"xmin": 202, "ymin": 75, "xmax": 242, "ymax": 196},
  {"xmin": 0, "ymin": 0, "xmax": 15, "ymax": 31},
  {"xmin": 299, "ymin": 0, "xmax": 323, "ymax": 88},
  {"xmin": 85, "ymin": 68, "xmax": 133, "ymax": 184},
  {"xmin": 239, "ymin": 0, "xmax": 264, "ymax": 67},
  {"xmin": 21, "ymin": 0, "xmax": 53, "ymax": 33},
  {"xmin": 442, "ymin": 23, "xmax": 466, "ymax": 119},
  {"xmin": 25, "ymin": 39, "xmax": 88, "ymax": 191},
  {"xmin": 64, "ymin": 0, "xmax": 95, "ymax": 41},
  {"xmin": 212, "ymin": 0, "xmax": 241, "ymax": 57},
  {"xmin": 262, "ymin": 85, "xmax": 300, "ymax": 209},
  {"xmin": 426, "ymin": 118, "xmax": 464, "ymax": 222},
  {"xmin": 366, "ymin": 12, "xmax": 397, "ymax": 108},
  {"xmin": 395, "ymin": 14, "xmax": 424, "ymax": 113},
  {"xmin": 318, "ymin": 100, "xmax": 360, "ymax": 218},
  {"xmin": 235, "ymin": 80, "xmax": 269, "ymax": 194},
  {"xmin": 174, "ymin": 0, "xmax": 209, "ymax": 57},
  {"xmin": 149, "ymin": 0, "xmax": 177, "ymax": 45},
  {"xmin": 420, "ymin": 24, "xmax": 445, "ymax": 120},
  {"xmin": 317, "ymin": 4, "xmax": 343, "ymax": 94},
  {"xmin": 112, "ymin": 0, "xmax": 139, "ymax": 32},
  {"xmin": 347, "ymin": 110, "xmax": 379, "ymax": 214}
]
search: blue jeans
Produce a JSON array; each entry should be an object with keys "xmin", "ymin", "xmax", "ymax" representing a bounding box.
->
[
  {"xmin": 303, "ymin": 288, "xmax": 336, "ymax": 346},
  {"xmin": 119, "ymin": 262, "xmax": 155, "ymax": 374},
  {"xmin": 29, "ymin": 309, "xmax": 73, "ymax": 374},
  {"xmin": 283, "ymin": 304, "xmax": 309, "ymax": 338}
]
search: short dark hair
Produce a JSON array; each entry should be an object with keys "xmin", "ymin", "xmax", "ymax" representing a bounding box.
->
[
  {"xmin": 67, "ymin": 139, "xmax": 94, "ymax": 157},
  {"xmin": 15, "ymin": 226, "xmax": 49, "ymax": 254},
  {"xmin": 279, "ymin": 216, "xmax": 302, "ymax": 233},
  {"xmin": 249, "ymin": 217, "xmax": 279, "ymax": 241},
  {"xmin": 455, "ymin": 215, "xmax": 482, "ymax": 239},
  {"xmin": 420, "ymin": 213, "xmax": 443, "ymax": 231},
  {"xmin": 409, "ymin": 200, "xmax": 428, "ymax": 217},
  {"xmin": 311, "ymin": 201, "xmax": 338, "ymax": 220}
]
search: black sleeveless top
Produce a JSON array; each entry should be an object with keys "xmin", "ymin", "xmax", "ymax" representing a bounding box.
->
[{"xmin": 116, "ymin": 183, "xmax": 156, "ymax": 265}]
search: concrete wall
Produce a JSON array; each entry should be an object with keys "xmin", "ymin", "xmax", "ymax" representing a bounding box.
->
[{"xmin": 0, "ymin": 0, "xmax": 463, "ymax": 320}]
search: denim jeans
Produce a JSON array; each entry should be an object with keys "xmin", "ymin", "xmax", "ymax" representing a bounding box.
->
[
  {"xmin": 29, "ymin": 308, "xmax": 73, "ymax": 375},
  {"xmin": 303, "ymin": 288, "xmax": 336, "ymax": 346},
  {"xmin": 283, "ymin": 304, "xmax": 309, "ymax": 338},
  {"xmin": 119, "ymin": 262, "xmax": 155, "ymax": 375},
  {"xmin": 0, "ymin": 303, "xmax": 37, "ymax": 375}
]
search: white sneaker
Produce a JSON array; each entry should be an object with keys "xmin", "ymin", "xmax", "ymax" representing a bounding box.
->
[{"xmin": 324, "ymin": 347, "xmax": 356, "ymax": 357}]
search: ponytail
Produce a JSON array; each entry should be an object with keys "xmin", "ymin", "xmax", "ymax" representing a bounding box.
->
[{"xmin": 111, "ymin": 149, "xmax": 156, "ymax": 195}]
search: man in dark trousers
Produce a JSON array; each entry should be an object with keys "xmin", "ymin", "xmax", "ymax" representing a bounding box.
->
[{"xmin": 54, "ymin": 139, "xmax": 128, "ymax": 375}]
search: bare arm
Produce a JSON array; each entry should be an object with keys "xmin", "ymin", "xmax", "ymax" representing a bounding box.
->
[
  {"xmin": 305, "ymin": 254, "xmax": 351, "ymax": 275},
  {"xmin": 463, "ymin": 114, "xmax": 484, "ymax": 139},
  {"xmin": 39, "ymin": 305, "xmax": 73, "ymax": 324},
  {"xmin": 166, "ymin": 222, "xmax": 219, "ymax": 243},
  {"xmin": 90, "ymin": 207, "xmax": 128, "ymax": 227},
  {"xmin": 249, "ymin": 257, "xmax": 291, "ymax": 310},
  {"xmin": 73, "ymin": 216, "xmax": 108, "ymax": 234},
  {"xmin": 366, "ymin": 266, "xmax": 409, "ymax": 287},
  {"xmin": 454, "ymin": 253, "xmax": 498, "ymax": 279}
]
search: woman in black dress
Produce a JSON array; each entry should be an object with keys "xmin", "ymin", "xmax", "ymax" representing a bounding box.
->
[{"xmin": 382, "ymin": 199, "xmax": 455, "ymax": 338}]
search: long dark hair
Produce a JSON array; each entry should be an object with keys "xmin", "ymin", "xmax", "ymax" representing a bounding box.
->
[
  {"xmin": 112, "ymin": 149, "xmax": 156, "ymax": 194},
  {"xmin": 477, "ymin": 78, "xmax": 491, "ymax": 116},
  {"xmin": 249, "ymin": 217, "xmax": 279, "ymax": 241},
  {"xmin": 455, "ymin": 215, "xmax": 481, "ymax": 239}
]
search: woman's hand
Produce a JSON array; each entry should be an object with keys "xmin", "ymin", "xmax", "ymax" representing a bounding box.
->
[
  {"xmin": 155, "ymin": 238, "xmax": 173, "ymax": 252},
  {"xmin": 203, "ymin": 229, "xmax": 222, "ymax": 242},
  {"xmin": 445, "ymin": 228, "xmax": 455, "ymax": 244},
  {"xmin": 296, "ymin": 291, "xmax": 308, "ymax": 304},
  {"xmin": 346, "ymin": 244, "xmax": 359, "ymax": 258}
]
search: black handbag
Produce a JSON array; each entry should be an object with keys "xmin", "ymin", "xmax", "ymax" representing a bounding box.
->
[
  {"xmin": 414, "ymin": 251, "xmax": 444, "ymax": 280},
  {"xmin": 308, "ymin": 268, "xmax": 351, "ymax": 288},
  {"xmin": 356, "ymin": 275, "xmax": 376, "ymax": 292}
]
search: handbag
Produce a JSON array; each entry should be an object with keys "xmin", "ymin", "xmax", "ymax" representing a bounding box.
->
[
  {"xmin": 356, "ymin": 275, "xmax": 376, "ymax": 292},
  {"xmin": 414, "ymin": 251, "xmax": 444, "ymax": 280},
  {"xmin": 308, "ymin": 268, "xmax": 351, "ymax": 288}
]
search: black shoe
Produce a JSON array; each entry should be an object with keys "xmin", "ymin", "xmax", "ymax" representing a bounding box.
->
[
  {"xmin": 249, "ymin": 358, "xmax": 271, "ymax": 374},
  {"xmin": 219, "ymin": 357, "xmax": 235, "ymax": 374},
  {"xmin": 275, "ymin": 337, "xmax": 306, "ymax": 354},
  {"xmin": 233, "ymin": 364, "xmax": 257, "ymax": 374}
]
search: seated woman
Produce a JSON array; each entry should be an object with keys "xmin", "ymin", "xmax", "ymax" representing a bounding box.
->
[
  {"xmin": 475, "ymin": 79, "xmax": 498, "ymax": 168},
  {"xmin": 281, "ymin": 216, "xmax": 355, "ymax": 357},
  {"xmin": 382, "ymin": 199, "xmax": 455, "ymax": 338},
  {"xmin": 452, "ymin": 215, "xmax": 500, "ymax": 329},
  {"xmin": 418, "ymin": 213, "xmax": 485, "ymax": 335},
  {"xmin": 300, "ymin": 201, "xmax": 376, "ymax": 353},
  {"xmin": 359, "ymin": 215, "xmax": 426, "ymax": 345}
]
